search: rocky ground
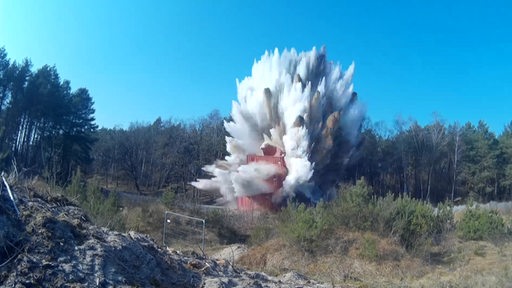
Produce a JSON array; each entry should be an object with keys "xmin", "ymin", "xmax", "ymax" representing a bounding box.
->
[{"xmin": 0, "ymin": 184, "xmax": 328, "ymax": 288}]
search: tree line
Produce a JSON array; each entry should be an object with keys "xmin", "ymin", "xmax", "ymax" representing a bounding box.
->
[
  {"xmin": 93, "ymin": 112, "xmax": 512, "ymax": 204},
  {"xmin": 91, "ymin": 111, "xmax": 227, "ymax": 194},
  {"xmin": 346, "ymin": 118, "xmax": 512, "ymax": 203},
  {"xmin": 0, "ymin": 47, "xmax": 97, "ymax": 183},
  {"xmin": 2, "ymin": 46, "xmax": 512, "ymax": 204}
]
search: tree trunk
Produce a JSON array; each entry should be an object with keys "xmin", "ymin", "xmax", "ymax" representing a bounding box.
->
[
  {"xmin": 427, "ymin": 166, "xmax": 433, "ymax": 202},
  {"xmin": 451, "ymin": 130, "xmax": 460, "ymax": 202}
]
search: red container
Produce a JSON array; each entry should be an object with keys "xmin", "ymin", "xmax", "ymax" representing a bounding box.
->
[{"xmin": 237, "ymin": 145, "xmax": 287, "ymax": 211}]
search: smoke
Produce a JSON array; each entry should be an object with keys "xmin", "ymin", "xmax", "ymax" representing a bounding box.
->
[{"xmin": 192, "ymin": 47, "xmax": 365, "ymax": 206}]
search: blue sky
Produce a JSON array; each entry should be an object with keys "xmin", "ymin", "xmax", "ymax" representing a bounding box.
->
[{"xmin": 1, "ymin": 0, "xmax": 511, "ymax": 133}]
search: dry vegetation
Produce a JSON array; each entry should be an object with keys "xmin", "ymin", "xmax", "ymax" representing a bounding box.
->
[
  {"xmin": 236, "ymin": 180, "xmax": 512, "ymax": 287},
  {"xmin": 25, "ymin": 176, "xmax": 512, "ymax": 287},
  {"xmin": 238, "ymin": 229, "xmax": 512, "ymax": 287}
]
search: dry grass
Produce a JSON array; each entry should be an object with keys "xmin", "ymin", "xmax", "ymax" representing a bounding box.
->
[
  {"xmin": 121, "ymin": 202, "xmax": 167, "ymax": 243},
  {"xmin": 413, "ymin": 240, "xmax": 512, "ymax": 287},
  {"xmin": 238, "ymin": 228, "xmax": 512, "ymax": 287},
  {"xmin": 19, "ymin": 178, "xmax": 512, "ymax": 286}
]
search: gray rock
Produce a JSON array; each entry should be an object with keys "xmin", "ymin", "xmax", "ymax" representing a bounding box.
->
[{"xmin": 1, "ymin": 186, "xmax": 328, "ymax": 288}]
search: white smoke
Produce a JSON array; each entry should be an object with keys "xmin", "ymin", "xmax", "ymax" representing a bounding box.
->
[{"xmin": 192, "ymin": 47, "xmax": 365, "ymax": 206}]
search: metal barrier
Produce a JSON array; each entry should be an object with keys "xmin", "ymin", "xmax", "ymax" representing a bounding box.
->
[
  {"xmin": 1, "ymin": 174, "xmax": 19, "ymax": 216},
  {"xmin": 162, "ymin": 211, "xmax": 205, "ymax": 253}
]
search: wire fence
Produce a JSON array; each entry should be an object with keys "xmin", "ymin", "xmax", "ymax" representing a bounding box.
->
[{"xmin": 163, "ymin": 211, "xmax": 205, "ymax": 254}]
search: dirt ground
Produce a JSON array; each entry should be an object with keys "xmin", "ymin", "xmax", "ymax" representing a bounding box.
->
[{"xmin": 0, "ymin": 184, "xmax": 328, "ymax": 288}]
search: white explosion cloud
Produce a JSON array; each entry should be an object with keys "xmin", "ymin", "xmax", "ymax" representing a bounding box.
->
[{"xmin": 192, "ymin": 47, "xmax": 365, "ymax": 207}]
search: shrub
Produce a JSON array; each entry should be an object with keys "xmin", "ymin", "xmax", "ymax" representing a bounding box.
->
[
  {"xmin": 340, "ymin": 178, "xmax": 371, "ymax": 207},
  {"xmin": 369, "ymin": 194, "xmax": 452, "ymax": 251},
  {"xmin": 274, "ymin": 178, "xmax": 454, "ymax": 253},
  {"xmin": 359, "ymin": 233, "xmax": 378, "ymax": 261},
  {"xmin": 368, "ymin": 193, "xmax": 396, "ymax": 233},
  {"xmin": 457, "ymin": 206, "xmax": 506, "ymax": 241},
  {"xmin": 334, "ymin": 178, "xmax": 373, "ymax": 230},
  {"xmin": 161, "ymin": 188, "xmax": 176, "ymax": 208},
  {"xmin": 82, "ymin": 184, "xmax": 124, "ymax": 230},
  {"xmin": 249, "ymin": 222, "xmax": 275, "ymax": 246},
  {"xmin": 65, "ymin": 170, "xmax": 123, "ymax": 231},
  {"xmin": 204, "ymin": 209, "xmax": 248, "ymax": 244},
  {"xmin": 66, "ymin": 168, "xmax": 85, "ymax": 201},
  {"xmin": 330, "ymin": 179, "xmax": 454, "ymax": 252},
  {"xmin": 391, "ymin": 196, "xmax": 438, "ymax": 250},
  {"xmin": 434, "ymin": 201, "xmax": 455, "ymax": 235},
  {"xmin": 278, "ymin": 201, "xmax": 332, "ymax": 253}
]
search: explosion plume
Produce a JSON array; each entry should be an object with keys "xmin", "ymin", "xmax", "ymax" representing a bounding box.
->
[{"xmin": 192, "ymin": 47, "xmax": 365, "ymax": 209}]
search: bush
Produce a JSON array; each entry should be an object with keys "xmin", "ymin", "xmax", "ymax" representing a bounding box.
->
[
  {"xmin": 334, "ymin": 178, "xmax": 373, "ymax": 230},
  {"xmin": 249, "ymin": 222, "xmax": 275, "ymax": 246},
  {"xmin": 457, "ymin": 206, "xmax": 506, "ymax": 241},
  {"xmin": 390, "ymin": 196, "xmax": 438, "ymax": 250},
  {"xmin": 204, "ymin": 209, "xmax": 248, "ymax": 244},
  {"xmin": 340, "ymin": 178, "xmax": 371, "ymax": 207},
  {"xmin": 359, "ymin": 233, "xmax": 378, "ymax": 261},
  {"xmin": 161, "ymin": 188, "xmax": 176, "ymax": 208},
  {"xmin": 82, "ymin": 184, "xmax": 124, "ymax": 230},
  {"xmin": 274, "ymin": 178, "xmax": 454, "ymax": 253},
  {"xmin": 66, "ymin": 168, "xmax": 85, "ymax": 201},
  {"xmin": 278, "ymin": 201, "xmax": 332, "ymax": 253},
  {"xmin": 65, "ymin": 170, "xmax": 123, "ymax": 231},
  {"xmin": 334, "ymin": 180, "xmax": 453, "ymax": 251},
  {"xmin": 367, "ymin": 193, "xmax": 396, "ymax": 233},
  {"xmin": 434, "ymin": 201, "xmax": 455, "ymax": 235}
]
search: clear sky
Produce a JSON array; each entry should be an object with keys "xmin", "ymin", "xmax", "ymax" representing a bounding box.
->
[{"xmin": 1, "ymin": 0, "xmax": 511, "ymax": 133}]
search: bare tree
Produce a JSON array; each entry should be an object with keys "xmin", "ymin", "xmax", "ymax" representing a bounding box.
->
[{"xmin": 425, "ymin": 117, "xmax": 446, "ymax": 202}]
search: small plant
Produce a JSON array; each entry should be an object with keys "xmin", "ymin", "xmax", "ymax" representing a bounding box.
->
[
  {"xmin": 249, "ymin": 222, "xmax": 275, "ymax": 246},
  {"xmin": 66, "ymin": 168, "xmax": 85, "ymax": 201},
  {"xmin": 331, "ymin": 178, "xmax": 453, "ymax": 252},
  {"xmin": 204, "ymin": 209, "xmax": 248, "ymax": 244},
  {"xmin": 278, "ymin": 201, "xmax": 332, "ymax": 253},
  {"xmin": 369, "ymin": 195, "xmax": 453, "ymax": 252},
  {"xmin": 457, "ymin": 206, "xmax": 506, "ymax": 241},
  {"xmin": 161, "ymin": 188, "xmax": 176, "ymax": 208},
  {"xmin": 391, "ymin": 196, "xmax": 438, "ymax": 249},
  {"xmin": 334, "ymin": 178, "xmax": 373, "ymax": 230},
  {"xmin": 359, "ymin": 234, "xmax": 378, "ymax": 261},
  {"xmin": 368, "ymin": 193, "xmax": 396, "ymax": 233},
  {"xmin": 473, "ymin": 244, "xmax": 486, "ymax": 257},
  {"xmin": 340, "ymin": 178, "xmax": 371, "ymax": 208},
  {"xmin": 83, "ymin": 184, "xmax": 124, "ymax": 230},
  {"xmin": 506, "ymin": 217, "xmax": 512, "ymax": 236},
  {"xmin": 434, "ymin": 201, "xmax": 455, "ymax": 235}
]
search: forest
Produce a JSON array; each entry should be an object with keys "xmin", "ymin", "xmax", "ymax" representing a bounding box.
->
[
  {"xmin": 1, "ymin": 46, "xmax": 512, "ymax": 205},
  {"xmin": 0, "ymin": 47, "xmax": 96, "ymax": 184}
]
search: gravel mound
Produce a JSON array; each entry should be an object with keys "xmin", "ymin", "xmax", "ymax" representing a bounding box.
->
[{"xmin": 0, "ymin": 185, "xmax": 327, "ymax": 288}]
